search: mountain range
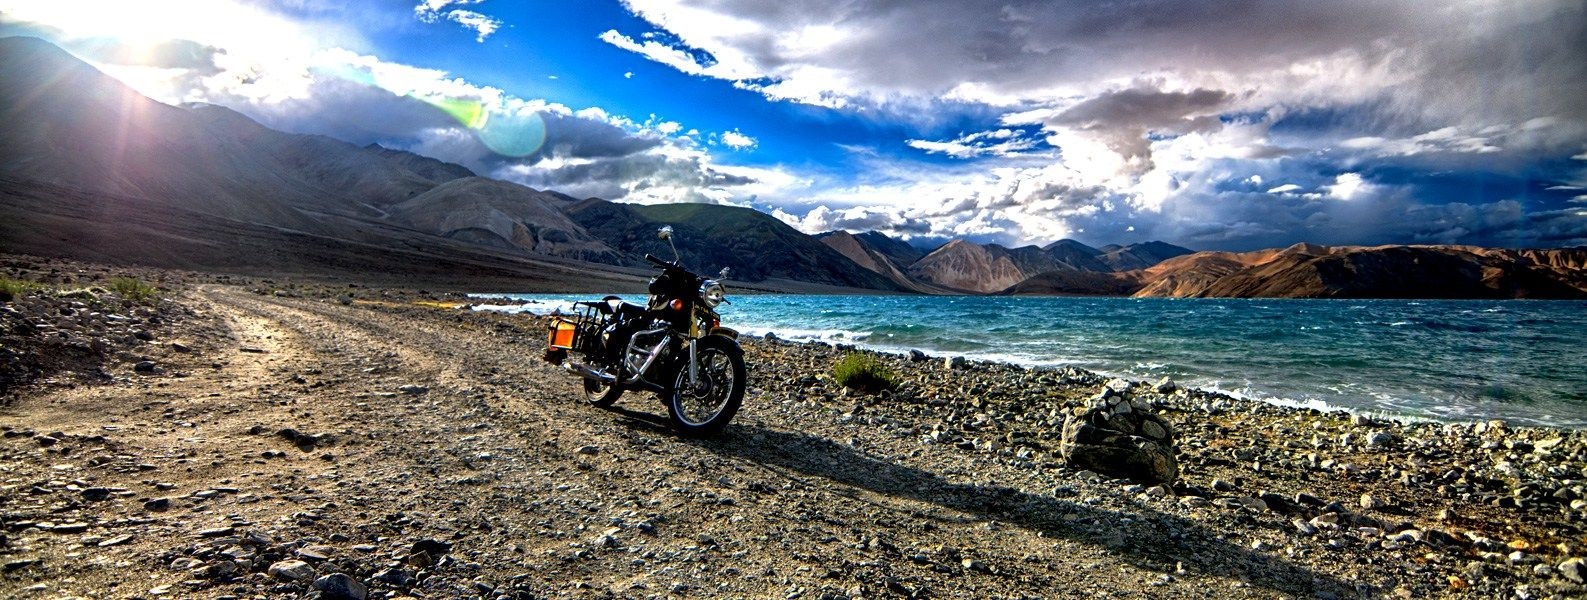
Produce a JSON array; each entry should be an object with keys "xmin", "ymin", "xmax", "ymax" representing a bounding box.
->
[{"xmin": 3, "ymin": 36, "xmax": 1584, "ymax": 298}]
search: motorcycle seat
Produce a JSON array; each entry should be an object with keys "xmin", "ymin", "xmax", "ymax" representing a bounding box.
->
[{"xmin": 586, "ymin": 296, "xmax": 646, "ymax": 318}]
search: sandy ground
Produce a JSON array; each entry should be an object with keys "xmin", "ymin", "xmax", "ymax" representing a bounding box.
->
[{"xmin": 1, "ymin": 270, "xmax": 1584, "ymax": 599}]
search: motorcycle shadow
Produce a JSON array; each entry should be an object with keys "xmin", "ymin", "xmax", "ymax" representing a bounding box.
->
[
  {"xmin": 600, "ymin": 404, "xmax": 672, "ymax": 431},
  {"xmin": 611, "ymin": 416, "xmax": 1357, "ymax": 598}
]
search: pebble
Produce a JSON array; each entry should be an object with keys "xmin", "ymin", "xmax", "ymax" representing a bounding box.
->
[
  {"xmin": 1559, "ymin": 557, "xmax": 1585, "ymax": 584},
  {"xmin": 7, "ymin": 276, "xmax": 1587, "ymax": 600},
  {"xmin": 268, "ymin": 560, "xmax": 316, "ymax": 583},
  {"xmin": 313, "ymin": 573, "xmax": 369, "ymax": 600},
  {"xmin": 1359, "ymin": 494, "xmax": 1383, "ymax": 511},
  {"xmin": 97, "ymin": 534, "xmax": 133, "ymax": 547},
  {"xmin": 196, "ymin": 526, "xmax": 234, "ymax": 537},
  {"xmin": 1365, "ymin": 431, "xmax": 1394, "ymax": 447}
]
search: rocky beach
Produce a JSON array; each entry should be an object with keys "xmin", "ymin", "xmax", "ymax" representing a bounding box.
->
[{"xmin": 2, "ymin": 255, "xmax": 1585, "ymax": 599}]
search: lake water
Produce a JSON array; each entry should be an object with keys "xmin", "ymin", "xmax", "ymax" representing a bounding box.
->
[{"xmin": 477, "ymin": 294, "xmax": 1587, "ymax": 429}]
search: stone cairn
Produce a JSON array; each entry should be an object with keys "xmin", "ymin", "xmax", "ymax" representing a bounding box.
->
[{"xmin": 1060, "ymin": 378, "xmax": 1178, "ymax": 484}]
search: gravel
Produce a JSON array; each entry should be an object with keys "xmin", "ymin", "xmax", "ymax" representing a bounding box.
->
[{"xmin": 1, "ymin": 256, "xmax": 1583, "ymax": 599}]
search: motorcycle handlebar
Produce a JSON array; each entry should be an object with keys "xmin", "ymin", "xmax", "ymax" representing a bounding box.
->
[{"xmin": 644, "ymin": 253, "xmax": 672, "ymax": 268}]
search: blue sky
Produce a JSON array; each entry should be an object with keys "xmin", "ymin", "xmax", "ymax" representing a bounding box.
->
[{"xmin": 2, "ymin": 0, "xmax": 1585, "ymax": 251}]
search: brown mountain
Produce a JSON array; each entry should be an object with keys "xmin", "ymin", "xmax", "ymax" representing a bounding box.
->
[
  {"xmin": 0, "ymin": 37, "xmax": 475, "ymax": 229},
  {"xmin": 564, "ymin": 200, "xmax": 902, "ymax": 290},
  {"xmin": 853, "ymin": 231, "xmax": 926, "ymax": 265},
  {"xmin": 0, "ymin": 36, "xmax": 648, "ymax": 288},
  {"xmin": 907, "ymin": 240, "xmax": 1034, "ymax": 293},
  {"xmin": 1041, "ymin": 239, "xmax": 1113, "ymax": 272},
  {"xmin": 816, "ymin": 231, "xmax": 954, "ymax": 294},
  {"xmin": 908, "ymin": 238, "xmax": 1182, "ymax": 293},
  {"xmin": 1133, "ymin": 244, "xmax": 1587, "ymax": 298},
  {"xmin": 1096, "ymin": 241, "xmax": 1195, "ymax": 271},
  {"xmin": 388, "ymin": 177, "xmax": 619, "ymax": 262},
  {"xmin": 999, "ymin": 269, "xmax": 1143, "ymax": 296}
]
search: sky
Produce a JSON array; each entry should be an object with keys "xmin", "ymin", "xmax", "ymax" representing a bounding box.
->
[{"xmin": 2, "ymin": 0, "xmax": 1585, "ymax": 251}]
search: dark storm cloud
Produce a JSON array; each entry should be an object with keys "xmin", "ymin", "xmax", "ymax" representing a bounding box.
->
[
  {"xmin": 200, "ymin": 72, "xmax": 675, "ymax": 187},
  {"xmin": 618, "ymin": 0, "xmax": 1550, "ymax": 103},
  {"xmin": 234, "ymin": 77, "xmax": 458, "ymax": 144},
  {"xmin": 492, "ymin": 146, "xmax": 762, "ymax": 205},
  {"xmin": 538, "ymin": 111, "xmax": 663, "ymax": 160},
  {"xmin": 1049, "ymin": 87, "xmax": 1230, "ymax": 172},
  {"xmin": 622, "ymin": 0, "xmax": 1586, "ymax": 249}
]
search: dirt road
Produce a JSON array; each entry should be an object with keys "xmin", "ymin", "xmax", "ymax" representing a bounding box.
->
[{"xmin": 3, "ymin": 285, "xmax": 1579, "ymax": 599}]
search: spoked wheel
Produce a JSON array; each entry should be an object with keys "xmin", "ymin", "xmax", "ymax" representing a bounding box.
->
[
  {"xmin": 665, "ymin": 336, "xmax": 745, "ymax": 437},
  {"xmin": 583, "ymin": 371, "xmax": 623, "ymax": 407}
]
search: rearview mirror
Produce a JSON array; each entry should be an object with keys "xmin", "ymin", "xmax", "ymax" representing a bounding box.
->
[{"xmin": 658, "ymin": 225, "xmax": 680, "ymax": 263}]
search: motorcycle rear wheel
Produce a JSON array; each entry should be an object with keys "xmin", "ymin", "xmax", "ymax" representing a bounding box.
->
[
  {"xmin": 665, "ymin": 336, "xmax": 745, "ymax": 437},
  {"xmin": 584, "ymin": 376, "xmax": 623, "ymax": 407}
]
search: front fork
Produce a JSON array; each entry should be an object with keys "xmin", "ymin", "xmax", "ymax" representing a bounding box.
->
[{"xmin": 686, "ymin": 338, "xmax": 699, "ymax": 388}]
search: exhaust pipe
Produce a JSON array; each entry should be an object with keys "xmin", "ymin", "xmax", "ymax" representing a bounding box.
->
[{"xmin": 564, "ymin": 361, "xmax": 615, "ymax": 383}]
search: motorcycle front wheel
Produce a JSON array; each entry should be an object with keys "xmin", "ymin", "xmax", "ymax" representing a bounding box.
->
[{"xmin": 665, "ymin": 336, "xmax": 745, "ymax": 437}]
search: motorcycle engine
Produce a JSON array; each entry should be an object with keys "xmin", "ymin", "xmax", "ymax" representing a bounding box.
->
[{"xmin": 625, "ymin": 328, "xmax": 671, "ymax": 374}]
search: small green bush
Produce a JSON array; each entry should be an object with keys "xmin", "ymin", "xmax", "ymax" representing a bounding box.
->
[
  {"xmin": 0, "ymin": 277, "xmax": 43, "ymax": 302},
  {"xmin": 833, "ymin": 352, "xmax": 901, "ymax": 393},
  {"xmin": 107, "ymin": 276, "xmax": 159, "ymax": 302}
]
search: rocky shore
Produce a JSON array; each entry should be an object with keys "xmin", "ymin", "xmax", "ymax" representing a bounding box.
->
[{"xmin": 1, "ymin": 255, "xmax": 1584, "ymax": 599}]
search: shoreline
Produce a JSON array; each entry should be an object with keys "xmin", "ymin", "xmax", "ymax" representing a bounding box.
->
[
  {"xmin": 3, "ymin": 255, "xmax": 1585, "ymax": 598},
  {"xmin": 471, "ymin": 293, "xmax": 1583, "ymax": 431}
]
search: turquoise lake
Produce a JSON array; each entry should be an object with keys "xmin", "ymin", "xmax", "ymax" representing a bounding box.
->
[{"xmin": 478, "ymin": 294, "xmax": 1587, "ymax": 429}]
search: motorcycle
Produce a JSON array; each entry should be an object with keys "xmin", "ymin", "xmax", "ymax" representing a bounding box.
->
[{"xmin": 542, "ymin": 226, "xmax": 746, "ymax": 436}]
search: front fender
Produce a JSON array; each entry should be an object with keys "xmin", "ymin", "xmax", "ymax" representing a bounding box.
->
[{"xmin": 708, "ymin": 327, "xmax": 739, "ymax": 340}]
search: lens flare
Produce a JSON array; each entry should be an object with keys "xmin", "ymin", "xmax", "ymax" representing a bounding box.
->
[
  {"xmin": 411, "ymin": 95, "xmax": 547, "ymax": 157},
  {"xmin": 474, "ymin": 107, "xmax": 546, "ymax": 158},
  {"xmin": 415, "ymin": 95, "xmax": 487, "ymax": 130}
]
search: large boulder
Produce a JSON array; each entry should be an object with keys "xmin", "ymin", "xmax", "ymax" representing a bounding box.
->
[{"xmin": 1060, "ymin": 379, "xmax": 1178, "ymax": 484}]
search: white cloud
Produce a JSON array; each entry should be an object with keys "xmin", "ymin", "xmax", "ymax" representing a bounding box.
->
[
  {"xmin": 413, "ymin": 0, "xmax": 481, "ymax": 21},
  {"xmin": 907, "ymin": 129, "xmax": 1042, "ymax": 158},
  {"xmin": 1341, "ymin": 126, "xmax": 1503, "ymax": 157},
  {"xmin": 718, "ymin": 129, "xmax": 756, "ymax": 150},
  {"xmin": 1266, "ymin": 184, "xmax": 1301, "ymax": 194},
  {"xmin": 1574, "ymin": 152, "xmax": 1587, "ymax": 160},
  {"xmin": 599, "ymin": 29, "xmax": 705, "ymax": 76},
  {"xmin": 1326, "ymin": 172, "xmax": 1367, "ymax": 201},
  {"xmin": 414, "ymin": 0, "xmax": 481, "ymax": 18},
  {"xmin": 413, "ymin": 1, "xmax": 500, "ymax": 41},
  {"xmin": 446, "ymin": 10, "xmax": 502, "ymax": 42}
]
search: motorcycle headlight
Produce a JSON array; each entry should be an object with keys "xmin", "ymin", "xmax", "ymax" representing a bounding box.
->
[{"xmin": 699, "ymin": 279, "xmax": 726, "ymax": 308}]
